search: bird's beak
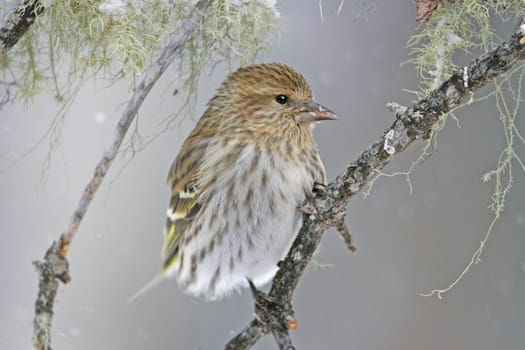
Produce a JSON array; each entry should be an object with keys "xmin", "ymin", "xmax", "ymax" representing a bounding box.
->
[{"xmin": 298, "ymin": 101, "xmax": 337, "ymax": 123}]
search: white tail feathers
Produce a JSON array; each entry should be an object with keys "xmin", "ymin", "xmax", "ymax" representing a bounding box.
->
[{"xmin": 127, "ymin": 271, "xmax": 165, "ymax": 304}]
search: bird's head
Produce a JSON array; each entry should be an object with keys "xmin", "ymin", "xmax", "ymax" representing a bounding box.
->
[{"xmin": 211, "ymin": 63, "xmax": 336, "ymax": 135}]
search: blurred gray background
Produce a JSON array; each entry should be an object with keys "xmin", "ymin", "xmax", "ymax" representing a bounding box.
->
[{"xmin": 1, "ymin": 1, "xmax": 525, "ymax": 349}]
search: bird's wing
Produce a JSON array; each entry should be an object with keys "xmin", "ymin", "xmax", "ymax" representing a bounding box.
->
[
  {"xmin": 128, "ymin": 136, "xmax": 211, "ymax": 302},
  {"xmin": 162, "ymin": 137, "xmax": 210, "ymax": 272}
]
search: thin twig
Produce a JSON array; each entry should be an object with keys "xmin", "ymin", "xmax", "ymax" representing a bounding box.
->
[
  {"xmin": 31, "ymin": 1, "xmax": 213, "ymax": 349},
  {"xmin": 225, "ymin": 24, "xmax": 525, "ymax": 350}
]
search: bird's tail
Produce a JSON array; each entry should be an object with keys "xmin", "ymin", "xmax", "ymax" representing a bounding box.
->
[{"xmin": 127, "ymin": 270, "xmax": 165, "ymax": 304}]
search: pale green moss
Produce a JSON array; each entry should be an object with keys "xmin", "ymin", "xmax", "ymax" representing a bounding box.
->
[
  {"xmin": 421, "ymin": 66, "xmax": 525, "ymax": 300},
  {"xmin": 407, "ymin": 0, "xmax": 525, "ymax": 299},
  {"xmin": 0, "ymin": 0, "xmax": 279, "ymax": 175},
  {"xmin": 408, "ymin": 0, "xmax": 525, "ymax": 92},
  {"xmin": 1, "ymin": 0, "xmax": 279, "ymax": 102}
]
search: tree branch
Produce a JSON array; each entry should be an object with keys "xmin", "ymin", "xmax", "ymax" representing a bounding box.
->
[
  {"xmin": 31, "ymin": 1, "xmax": 213, "ymax": 349},
  {"xmin": 225, "ymin": 24, "xmax": 525, "ymax": 350},
  {"xmin": 0, "ymin": 0, "xmax": 43, "ymax": 57}
]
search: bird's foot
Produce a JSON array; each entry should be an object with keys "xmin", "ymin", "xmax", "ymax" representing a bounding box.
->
[
  {"xmin": 298, "ymin": 182, "xmax": 329, "ymax": 215},
  {"xmin": 313, "ymin": 182, "xmax": 328, "ymax": 194}
]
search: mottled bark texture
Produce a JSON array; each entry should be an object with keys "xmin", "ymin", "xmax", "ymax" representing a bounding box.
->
[
  {"xmin": 31, "ymin": 1, "xmax": 213, "ymax": 349},
  {"xmin": 0, "ymin": 0, "xmax": 42, "ymax": 56},
  {"xmin": 413, "ymin": 0, "xmax": 438, "ymax": 22},
  {"xmin": 225, "ymin": 25, "xmax": 525, "ymax": 350}
]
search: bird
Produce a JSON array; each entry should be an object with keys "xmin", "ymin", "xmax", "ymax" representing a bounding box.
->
[{"xmin": 133, "ymin": 63, "xmax": 336, "ymax": 302}]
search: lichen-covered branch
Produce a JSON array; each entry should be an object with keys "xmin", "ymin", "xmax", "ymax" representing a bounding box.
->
[
  {"xmin": 31, "ymin": 1, "xmax": 213, "ymax": 349},
  {"xmin": 0, "ymin": 0, "xmax": 43, "ymax": 56},
  {"xmin": 225, "ymin": 24, "xmax": 525, "ymax": 350}
]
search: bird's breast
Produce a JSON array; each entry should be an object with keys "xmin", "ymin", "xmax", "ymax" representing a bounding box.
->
[
  {"xmin": 175, "ymin": 139, "xmax": 326, "ymax": 299},
  {"xmin": 199, "ymin": 139, "xmax": 325, "ymax": 207}
]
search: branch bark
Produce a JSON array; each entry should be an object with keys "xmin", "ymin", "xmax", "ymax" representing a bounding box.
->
[
  {"xmin": 225, "ymin": 25, "xmax": 525, "ymax": 350},
  {"xmin": 0, "ymin": 0, "xmax": 43, "ymax": 57},
  {"xmin": 31, "ymin": 1, "xmax": 213, "ymax": 349}
]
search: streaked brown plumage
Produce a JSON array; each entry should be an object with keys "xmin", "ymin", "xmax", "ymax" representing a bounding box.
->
[{"xmin": 159, "ymin": 63, "xmax": 336, "ymax": 300}]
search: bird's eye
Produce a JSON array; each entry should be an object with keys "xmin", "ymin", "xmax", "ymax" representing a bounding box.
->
[{"xmin": 275, "ymin": 94, "xmax": 288, "ymax": 105}]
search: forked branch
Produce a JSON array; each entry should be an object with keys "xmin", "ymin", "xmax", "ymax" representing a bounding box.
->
[
  {"xmin": 31, "ymin": 1, "xmax": 213, "ymax": 349},
  {"xmin": 225, "ymin": 24, "xmax": 525, "ymax": 350}
]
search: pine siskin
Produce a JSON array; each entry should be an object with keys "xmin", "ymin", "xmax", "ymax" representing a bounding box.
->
[{"xmin": 159, "ymin": 63, "xmax": 336, "ymax": 301}]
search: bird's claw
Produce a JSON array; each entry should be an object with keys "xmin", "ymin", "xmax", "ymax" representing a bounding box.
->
[
  {"xmin": 298, "ymin": 182, "xmax": 328, "ymax": 215},
  {"xmin": 313, "ymin": 182, "xmax": 328, "ymax": 194},
  {"xmin": 298, "ymin": 202, "xmax": 315, "ymax": 215}
]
